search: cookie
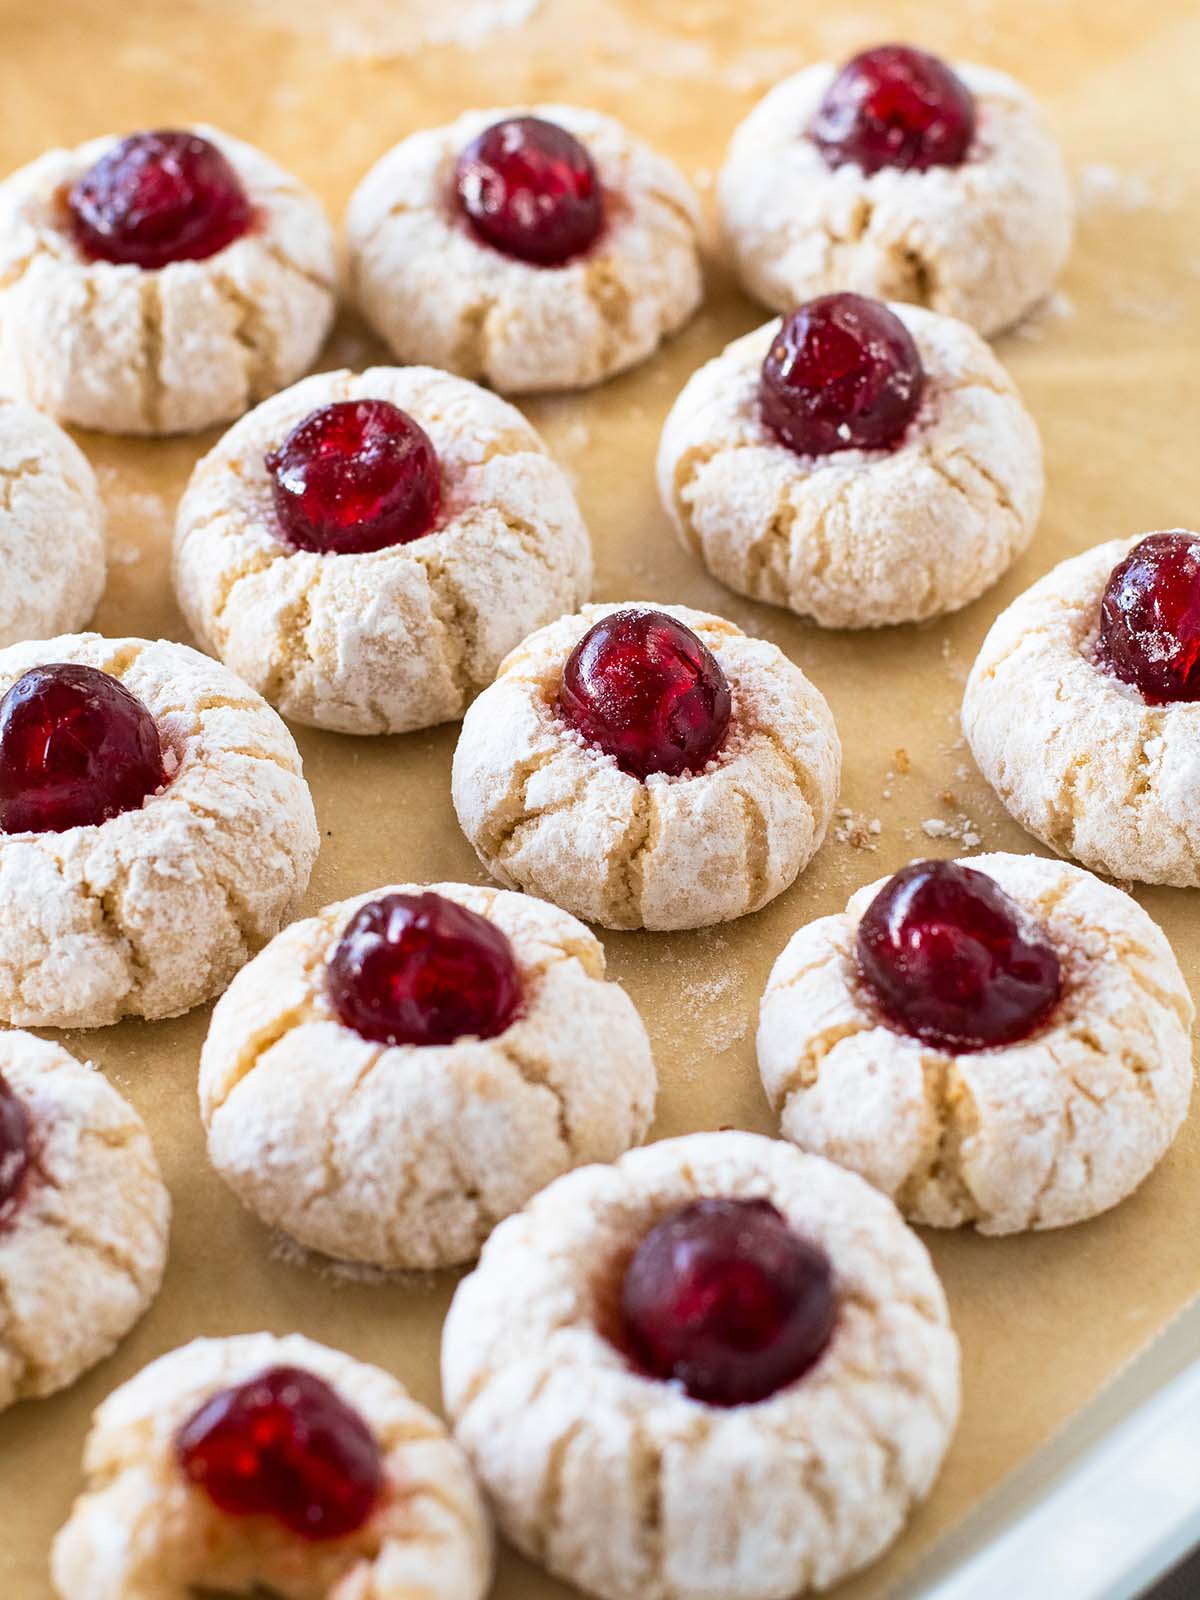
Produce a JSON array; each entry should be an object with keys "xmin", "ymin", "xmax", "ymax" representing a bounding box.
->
[
  {"xmin": 200, "ymin": 882, "xmax": 656, "ymax": 1269},
  {"xmin": 0, "ymin": 633, "xmax": 319, "ymax": 1028},
  {"xmin": 962, "ymin": 533, "xmax": 1200, "ymax": 886},
  {"xmin": 346, "ymin": 105, "xmax": 703, "ymax": 393},
  {"xmin": 442, "ymin": 1130, "xmax": 960, "ymax": 1600},
  {"xmin": 657, "ymin": 297, "xmax": 1043, "ymax": 627},
  {"xmin": 0, "ymin": 125, "xmax": 335, "ymax": 434},
  {"xmin": 0, "ymin": 1031, "xmax": 168, "ymax": 1411},
  {"xmin": 718, "ymin": 49, "xmax": 1072, "ymax": 337},
  {"xmin": 52, "ymin": 1331, "xmax": 492, "ymax": 1600},
  {"xmin": 758, "ymin": 853, "xmax": 1194, "ymax": 1232},
  {"xmin": 173, "ymin": 365, "xmax": 593, "ymax": 734}
]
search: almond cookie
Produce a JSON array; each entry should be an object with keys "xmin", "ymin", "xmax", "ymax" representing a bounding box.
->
[
  {"xmin": 0, "ymin": 633, "xmax": 319, "ymax": 1028},
  {"xmin": 200, "ymin": 882, "xmax": 656, "ymax": 1269},
  {"xmin": 0, "ymin": 125, "xmax": 335, "ymax": 434},
  {"xmin": 0, "ymin": 399, "xmax": 105, "ymax": 647},
  {"xmin": 173, "ymin": 365, "xmax": 593, "ymax": 735},
  {"xmin": 453, "ymin": 603, "xmax": 840, "ymax": 930},
  {"xmin": 0, "ymin": 1031, "xmax": 169, "ymax": 1411},
  {"xmin": 346, "ymin": 106, "xmax": 703, "ymax": 394},
  {"xmin": 657, "ymin": 294, "xmax": 1042, "ymax": 628},
  {"xmin": 962, "ymin": 532, "xmax": 1200, "ymax": 886},
  {"xmin": 52, "ymin": 1331, "xmax": 492, "ymax": 1600},
  {"xmin": 758, "ymin": 853, "xmax": 1194, "ymax": 1233},
  {"xmin": 442, "ymin": 1130, "xmax": 959, "ymax": 1600},
  {"xmin": 718, "ymin": 45, "xmax": 1072, "ymax": 338}
]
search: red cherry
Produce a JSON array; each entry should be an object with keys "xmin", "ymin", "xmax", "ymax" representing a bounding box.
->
[
  {"xmin": 326, "ymin": 891, "xmax": 522, "ymax": 1048},
  {"xmin": 557, "ymin": 609, "xmax": 732, "ymax": 781},
  {"xmin": 0, "ymin": 1074, "xmax": 31, "ymax": 1228},
  {"xmin": 1097, "ymin": 532, "xmax": 1200, "ymax": 705},
  {"xmin": 266, "ymin": 400, "xmax": 441, "ymax": 556},
  {"xmin": 0, "ymin": 664, "xmax": 166, "ymax": 835},
  {"xmin": 455, "ymin": 115, "xmax": 603, "ymax": 267},
  {"xmin": 808, "ymin": 44, "xmax": 976, "ymax": 176},
  {"xmin": 620, "ymin": 1197, "xmax": 837, "ymax": 1407},
  {"xmin": 67, "ymin": 129, "xmax": 252, "ymax": 269},
  {"xmin": 857, "ymin": 859, "xmax": 1063, "ymax": 1052},
  {"xmin": 176, "ymin": 1365, "xmax": 383, "ymax": 1541},
  {"xmin": 760, "ymin": 292, "xmax": 924, "ymax": 457}
]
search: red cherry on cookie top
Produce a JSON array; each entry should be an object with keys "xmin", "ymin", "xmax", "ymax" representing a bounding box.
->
[
  {"xmin": 454, "ymin": 115, "xmax": 604, "ymax": 267},
  {"xmin": 176, "ymin": 1365, "xmax": 384, "ymax": 1540},
  {"xmin": 67, "ymin": 129, "xmax": 252, "ymax": 269},
  {"xmin": 759, "ymin": 292, "xmax": 925, "ymax": 458},
  {"xmin": 557, "ymin": 609, "xmax": 732, "ymax": 781},
  {"xmin": 326, "ymin": 891, "xmax": 522, "ymax": 1048},
  {"xmin": 856, "ymin": 859, "xmax": 1063, "ymax": 1053},
  {"xmin": 620, "ymin": 1197, "xmax": 837, "ymax": 1407},
  {"xmin": 807, "ymin": 44, "xmax": 977, "ymax": 176},
  {"xmin": 266, "ymin": 400, "xmax": 442, "ymax": 556},
  {"xmin": 0, "ymin": 663, "xmax": 167, "ymax": 836},
  {"xmin": 1097, "ymin": 531, "xmax": 1200, "ymax": 705},
  {"xmin": 0, "ymin": 1073, "xmax": 31, "ymax": 1227}
]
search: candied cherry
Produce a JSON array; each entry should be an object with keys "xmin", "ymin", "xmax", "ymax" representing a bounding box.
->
[
  {"xmin": 176, "ymin": 1365, "xmax": 383, "ymax": 1540},
  {"xmin": 1097, "ymin": 531, "xmax": 1200, "ymax": 704},
  {"xmin": 67, "ymin": 129, "xmax": 252, "ymax": 269},
  {"xmin": 760, "ymin": 291, "xmax": 924, "ymax": 457},
  {"xmin": 857, "ymin": 859, "xmax": 1063, "ymax": 1052},
  {"xmin": 454, "ymin": 115, "xmax": 603, "ymax": 267},
  {"xmin": 0, "ymin": 1074, "xmax": 31, "ymax": 1227},
  {"xmin": 557, "ymin": 609, "xmax": 731, "ymax": 780},
  {"xmin": 620, "ymin": 1197, "xmax": 836, "ymax": 1406},
  {"xmin": 326, "ymin": 891, "xmax": 522, "ymax": 1048},
  {"xmin": 0, "ymin": 663, "xmax": 166, "ymax": 835},
  {"xmin": 808, "ymin": 44, "xmax": 976, "ymax": 176}
]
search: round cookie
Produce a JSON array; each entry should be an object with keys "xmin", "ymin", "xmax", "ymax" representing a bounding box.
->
[
  {"xmin": 452, "ymin": 602, "xmax": 841, "ymax": 931},
  {"xmin": 0, "ymin": 1031, "xmax": 169, "ymax": 1411},
  {"xmin": 52, "ymin": 1331, "xmax": 492, "ymax": 1600},
  {"xmin": 0, "ymin": 398, "xmax": 105, "ymax": 646},
  {"xmin": 718, "ymin": 61, "xmax": 1072, "ymax": 337},
  {"xmin": 0, "ymin": 632, "xmax": 319, "ymax": 1028},
  {"xmin": 0, "ymin": 124, "xmax": 335, "ymax": 434},
  {"xmin": 442, "ymin": 1130, "xmax": 960, "ymax": 1600},
  {"xmin": 657, "ymin": 302, "xmax": 1043, "ymax": 628},
  {"xmin": 962, "ymin": 535, "xmax": 1200, "ymax": 886},
  {"xmin": 173, "ymin": 365, "xmax": 593, "ymax": 735},
  {"xmin": 758, "ymin": 852, "xmax": 1194, "ymax": 1233},
  {"xmin": 199, "ymin": 882, "xmax": 656, "ymax": 1269},
  {"xmin": 346, "ymin": 104, "xmax": 703, "ymax": 394}
]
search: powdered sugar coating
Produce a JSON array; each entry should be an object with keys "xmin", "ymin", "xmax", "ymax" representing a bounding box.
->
[
  {"xmin": 442, "ymin": 1130, "xmax": 959, "ymax": 1600},
  {"xmin": 200, "ymin": 882, "xmax": 656, "ymax": 1269},
  {"xmin": 0, "ymin": 632, "xmax": 319, "ymax": 1028},
  {"xmin": 0, "ymin": 1032, "xmax": 169, "ymax": 1411},
  {"xmin": 657, "ymin": 304, "xmax": 1043, "ymax": 628},
  {"xmin": 452, "ymin": 602, "xmax": 841, "ymax": 931},
  {"xmin": 962, "ymin": 535, "xmax": 1200, "ymax": 885},
  {"xmin": 174, "ymin": 365, "xmax": 593, "ymax": 735},
  {"xmin": 346, "ymin": 104, "xmax": 703, "ymax": 394},
  {"xmin": 719, "ymin": 64, "xmax": 1073, "ymax": 338},
  {"xmin": 0, "ymin": 124, "xmax": 335, "ymax": 435},
  {"xmin": 52, "ymin": 1331, "xmax": 492, "ymax": 1600}
]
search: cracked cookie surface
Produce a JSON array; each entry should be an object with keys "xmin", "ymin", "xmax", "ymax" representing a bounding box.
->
[
  {"xmin": 173, "ymin": 365, "xmax": 593, "ymax": 734},
  {"xmin": 718, "ymin": 64, "xmax": 1072, "ymax": 338},
  {"xmin": 199, "ymin": 882, "xmax": 656, "ymax": 1269},
  {"xmin": 962, "ymin": 537, "xmax": 1200, "ymax": 886},
  {"xmin": 346, "ymin": 104, "xmax": 703, "ymax": 394},
  {"xmin": 657, "ymin": 304, "xmax": 1043, "ymax": 628},
  {"xmin": 442, "ymin": 1129, "xmax": 959, "ymax": 1600},
  {"xmin": 0, "ymin": 123, "xmax": 335, "ymax": 435},
  {"xmin": 0, "ymin": 1031, "xmax": 169, "ymax": 1411},
  {"xmin": 52, "ymin": 1330, "xmax": 492, "ymax": 1600},
  {"xmin": 452, "ymin": 602, "xmax": 840, "ymax": 931},
  {"xmin": 758, "ymin": 852, "xmax": 1194, "ymax": 1232},
  {"xmin": 0, "ymin": 632, "xmax": 319, "ymax": 1028}
]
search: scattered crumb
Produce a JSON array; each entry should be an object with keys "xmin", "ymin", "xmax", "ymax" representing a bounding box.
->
[
  {"xmin": 834, "ymin": 807, "xmax": 882, "ymax": 851},
  {"xmin": 921, "ymin": 815, "xmax": 984, "ymax": 849},
  {"xmin": 894, "ymin": 747, "xmax": 911, "ymax": 774},
  {"xmin": 1077, "ymin": 163, "xmax": 1155, "ymax": 215},
  {"xmin": 108, "ymin": 541, "xmax": 141, "ymax": 567}
]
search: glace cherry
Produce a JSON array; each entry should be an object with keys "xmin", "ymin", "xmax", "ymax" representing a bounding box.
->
[
  {"xmin": 1097, "ymin": 531, "xmax": 1200, "ymax": 704},
  {"xmin": 455, "ymin": 115, "xmax": 603, "ymax": 267},
  {"xmin": 0, "ymin": 1074, "xmax": 31, "ymax": 1228},
  {"xmin": 808, "ymin": 44, "xmax": 976, "ymax": 176}
]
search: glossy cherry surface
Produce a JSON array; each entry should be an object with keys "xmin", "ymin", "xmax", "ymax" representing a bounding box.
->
[
  {"xmin": 1097, "ymin": 531, "xmax": 1200, "ymax": 704},
  {"xmin": 808, "ymin": 44, "xmax": 976, "ymax": 176},
  {"xmin": 454, "ymin": 115, "xmax": 603, "ymax": 266},
  {"xmin": 0, "ymin": 1074, "xmax": 31, "ymax": 1227}
]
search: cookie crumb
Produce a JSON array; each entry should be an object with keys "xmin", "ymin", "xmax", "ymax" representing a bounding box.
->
[{"xmin": 835, "ymin": 807, "xmax": 882, "ymax": 851}]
